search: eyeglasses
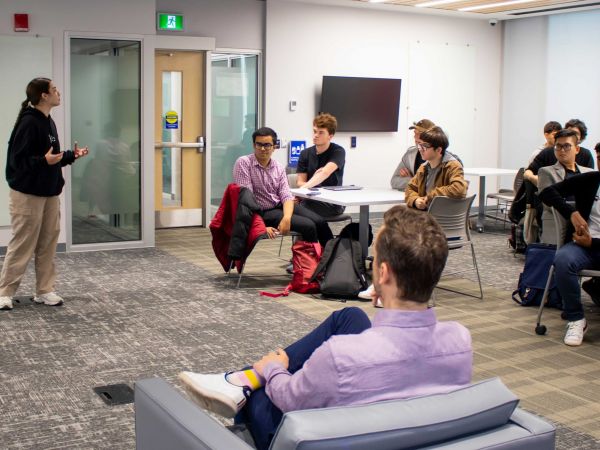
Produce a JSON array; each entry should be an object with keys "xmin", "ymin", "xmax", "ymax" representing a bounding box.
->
[
  {"xmin": 555, "ymin": 143, "xmax": 574, "ymax": 152},
  {"xmin": 254, "ymin": 142, "xmax": 274, "ymax": 150},
  {"xmin": 417, "ymin": 143, "xmax": 433, "ymax": 151}
]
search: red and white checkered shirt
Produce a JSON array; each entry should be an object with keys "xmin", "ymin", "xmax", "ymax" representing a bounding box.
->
[{"xmin": 233, "ymin": 154, "xmax": 293, "ymax": 210}]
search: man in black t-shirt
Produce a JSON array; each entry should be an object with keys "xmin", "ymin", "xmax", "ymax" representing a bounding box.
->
[{"xmin": 295, "ymin": 113, "xmax": 345, "ymax": 245}]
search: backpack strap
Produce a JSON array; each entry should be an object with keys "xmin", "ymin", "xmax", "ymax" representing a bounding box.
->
[
  {"xmin": 349, "ymin": 239, "xmax": 368, "ymax": 289},
  {"xmin": 260, "ymin": 284, "xmax": 291, "ymax": 298},
  {"xmin": 309, "ymin": 237, "xmax": 342, "ymax": 283}
]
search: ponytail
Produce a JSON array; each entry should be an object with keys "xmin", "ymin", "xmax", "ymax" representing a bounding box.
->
[
  {"xmin": 13, "ymin": 99, "xmax": 30, "ymax": 129},
  {"xmin": 13, "ymin": 77, "xmax": 51, "ymax": 129}
]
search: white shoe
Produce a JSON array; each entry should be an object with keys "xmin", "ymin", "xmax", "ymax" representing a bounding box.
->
[
  {"xmin": 0, "ymin": 296, "xmax": 13, "ymax": 310},
  {"xmin": 178, "ymin": 371, "xmax": 249, "ymax": 418},
  {"xmin": 358, "ymin": 284, "xmax": 374, "ymax": 300},
  {"xmin": 34, "ymin": 292, "xmax": 64, "ymax": 306},
  {"xmin": 564, "ymin": 319, "xmax": 587, "ymax": 346},
  {"xmin": 374, "ymin": 297, "xmax": 383, "ymax": 308}
]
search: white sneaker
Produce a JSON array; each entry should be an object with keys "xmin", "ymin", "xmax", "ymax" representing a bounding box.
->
[
  {"xmin": 178, "ymin": 371, "xmax": 249, "ymax": 418},
  {"xmin": 33, "ymin": 292, "xmax": 64, "ymax": 306},
  {"xmin": 358, "ymin": 284, "xmax": 374, "ymax": 300},
  {"xmin": 0, "ymin": 296, "xmax": 13, "ymax": 310},
  {"xmin": 374, "ymin": 297, "xmax": 383, "ymax": 308},
  {"xmin": 564, "ymin": 319, "xmax": 588, "ymax": 346}
]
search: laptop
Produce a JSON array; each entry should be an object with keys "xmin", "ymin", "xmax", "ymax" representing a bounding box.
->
[{"xmin": 322, "ymin": 185, "xmax": 363, "ymax": 191}]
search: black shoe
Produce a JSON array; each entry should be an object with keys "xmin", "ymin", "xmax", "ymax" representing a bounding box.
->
[{"xmin": 582, "ymin": 279, "xmax": 600, "ymax": 306}]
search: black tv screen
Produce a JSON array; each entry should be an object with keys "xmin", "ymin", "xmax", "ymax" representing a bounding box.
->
[{"xmin": 320, "ymin": 76, "xmax": 401, "ymax": 132}]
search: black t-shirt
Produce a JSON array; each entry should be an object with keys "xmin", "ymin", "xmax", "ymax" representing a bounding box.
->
[
  {"xmin": 528, "ymin": 146, "xmax": 594, "ymax": 174},
  {"xmin": 297, "ymin": 142, "xmax": 345, "ymax": 187}
]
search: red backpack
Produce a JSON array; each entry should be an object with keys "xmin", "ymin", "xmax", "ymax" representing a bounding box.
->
[{"xmin": 260, "ymin": 240, "xmax": 322, "ymax": 297}]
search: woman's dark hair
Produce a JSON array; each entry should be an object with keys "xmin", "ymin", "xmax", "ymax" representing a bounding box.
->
[{"xmin": 14, "ymin": 77, "xmax": 51, "ymax": 127}]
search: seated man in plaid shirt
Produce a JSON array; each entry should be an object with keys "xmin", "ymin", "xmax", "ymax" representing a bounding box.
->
[{"xmin": 233, "ymin": 127, "xmax": 328, "ymax": 246}]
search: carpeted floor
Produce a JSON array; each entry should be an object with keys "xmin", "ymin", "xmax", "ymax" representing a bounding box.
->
[{"xmin": 0, "ymin": 218, "xmax": 599, "ymax": 449}]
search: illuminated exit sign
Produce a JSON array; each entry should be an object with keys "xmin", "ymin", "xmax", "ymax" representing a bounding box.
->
[{"xmin": 157, "ymin": 13, "xmax": 184, "ymax": 31}]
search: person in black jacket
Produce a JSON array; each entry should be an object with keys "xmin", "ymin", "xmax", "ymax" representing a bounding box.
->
[
  {"xmin": 0, "ymin": 78, "xmax": 88, "ymax": 311},
  {"xmin": 539, "ymin": 170, "xmax": 600, "ymax": 346}
]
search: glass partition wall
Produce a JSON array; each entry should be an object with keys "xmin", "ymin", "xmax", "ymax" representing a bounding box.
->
[
  {"xmin": 70, "ymin": 39, "xmax": 141, "ymax": 245},
  {"xmin": 210, "ymin": 53, "xmax": 259, "ymax": 210}
]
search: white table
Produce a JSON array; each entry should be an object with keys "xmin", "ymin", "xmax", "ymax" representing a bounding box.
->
[
  {"xmin": 291, "ymin": 187, "xmax": 405, "ymax": 258},
  {"xmin": 464, "ymin": 168, "xmax": 518, "ymax": 232}
]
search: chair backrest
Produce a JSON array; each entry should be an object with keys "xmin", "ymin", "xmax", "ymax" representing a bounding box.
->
[
  {"xmin": 427, "ymin": 195, "xmax": 476, "ymax": 242},
  {"xmin": 270, "ymin": 378, "xmax": 521, "ymax": 450},
  {"xmin": 287, "ymin": 173, "xmax": 299, "ymax": 188},
  {"xmin": 513, "ymin": 167, "xmax": 525, "ymax": 192}
]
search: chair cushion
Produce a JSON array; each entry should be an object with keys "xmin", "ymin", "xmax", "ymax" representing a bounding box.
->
[{"xmin": 270, "ymin": 378, "xmax": 519, "ymax": 450}]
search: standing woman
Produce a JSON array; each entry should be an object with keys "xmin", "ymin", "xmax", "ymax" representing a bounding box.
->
[{"xmin": 0, "ymin": 78, "xmax": 88, "ymax": 310}]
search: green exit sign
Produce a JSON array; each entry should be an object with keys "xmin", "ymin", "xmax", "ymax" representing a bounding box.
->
[{"xmin": 157, "ymin": 13, "xmax": 184, "ymax": 31}]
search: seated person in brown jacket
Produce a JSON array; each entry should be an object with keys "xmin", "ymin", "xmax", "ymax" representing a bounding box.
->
[{"xmin": 405, "ymin": 126, "xmax": 468, "ymax": 210}]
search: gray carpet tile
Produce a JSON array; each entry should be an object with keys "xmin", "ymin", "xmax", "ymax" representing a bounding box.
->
[{"xmin": 0, "ymin": 248, "xmax": 318, "ymax": 449}]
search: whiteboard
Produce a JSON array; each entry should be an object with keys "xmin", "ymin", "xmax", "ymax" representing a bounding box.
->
[{"xmin": 0, "ymin": 36, "xmax": 52, "ymax": 226}]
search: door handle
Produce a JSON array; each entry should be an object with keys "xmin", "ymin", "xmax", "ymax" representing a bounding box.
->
[{"xmin": 154, "ymin": 136, "xmax": 205, "ymax": 153}]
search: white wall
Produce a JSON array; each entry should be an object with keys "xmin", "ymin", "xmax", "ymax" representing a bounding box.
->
[
  {"xmin": 265, "ymin": 0, "xmax": 503, "ymax": 209},
  {"xmin": 501, "ymin": 10, "xmax": 600, "ymax": 170},
  {"xmin": 156, "ymin": 0, "xmax": 264, "ymax": 50}
]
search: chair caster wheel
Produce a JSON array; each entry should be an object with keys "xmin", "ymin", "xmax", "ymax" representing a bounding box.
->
[
  {"xmin": 476, "ymin": 227, "xmax": 484, "ymax": 233},
  {"xmin": 561, "ymin": 311, "xmax": 567, "ymax": 320},
  {"xmin": 535, "ymin": 325, "xmax": 547, "ymax": 335}
]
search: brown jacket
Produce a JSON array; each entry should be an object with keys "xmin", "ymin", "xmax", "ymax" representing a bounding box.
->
[{"xmin": 405, "ymin": 155, "xmax": 468, "ymax": 208}]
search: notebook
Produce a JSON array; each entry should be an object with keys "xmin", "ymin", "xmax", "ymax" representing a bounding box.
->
[{"xmin": 322, "ymin": 185, "xmax": 363, "ymax": 191}]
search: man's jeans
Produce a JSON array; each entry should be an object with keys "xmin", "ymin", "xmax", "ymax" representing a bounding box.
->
[
  {"xmin": 554, "ymin": 242, "xmax": 600, "ymax": 321},
  {"xmin": 234, "ymin": 307, "xmax": 371, "ymax": 450}
]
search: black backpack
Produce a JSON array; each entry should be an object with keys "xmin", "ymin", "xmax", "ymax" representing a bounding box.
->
[{"xmin": 310, "ymin": 237, "xmax": 368, "ymax": 298}]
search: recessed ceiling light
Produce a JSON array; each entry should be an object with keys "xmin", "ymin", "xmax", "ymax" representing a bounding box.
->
[
  {"xmin": 459, "ymin": 0, "xmax": 536, "ymax": 11},
  {"xmin": 415, "ymin": 0, "xmax": 463, "ymax": 7}
]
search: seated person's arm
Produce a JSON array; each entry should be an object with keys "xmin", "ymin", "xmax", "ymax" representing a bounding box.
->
[
  {"xmin": 426, "ymin": 163, "xmax": 468, "ymax": 203},
  {"xmin": 254, "ymin": 343, "xmax": 338, "ymax": 413},
  {"xmin": 232, "ymin": 158, "xmax": 253, "ymax": 192},
  {"xmin": 301, "ymin": 162, "xmax": 339, "ymax": 189},
  {"xmin": 390, "ymin": 160, "xmax": 412, "ymax": 191},
  {"xmin": 524, "ymin": 169, "xmax": 538, "ymax": 187},
  {"xmin": 278, "ymin": 199, "xmax": 294, "ymax": 235},
  {"xmin": 296, "ymin": 172, "xmax": 308, "ymax": 187},
  {"xmin": 404, "ymin": 171, "xmax": 423, "ymax": 209}
]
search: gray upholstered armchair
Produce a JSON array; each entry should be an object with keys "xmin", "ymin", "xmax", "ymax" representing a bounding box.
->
[{"xmin": 135, "ymin": 377, "xmax": 555, "ymax": 450}]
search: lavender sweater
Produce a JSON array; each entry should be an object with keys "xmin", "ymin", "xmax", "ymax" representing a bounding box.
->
[{"xmin": 264, "ymin": 308, "xmax": 472, "ymax": 413}]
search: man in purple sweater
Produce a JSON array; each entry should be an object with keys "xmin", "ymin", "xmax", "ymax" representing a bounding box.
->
[{"xmin": 179, "ymin": 205, "xmax": 473, "ymax": 450}]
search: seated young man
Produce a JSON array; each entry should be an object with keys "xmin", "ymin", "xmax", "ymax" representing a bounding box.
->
[
  {"xmin": 390, "ymin": 118, "xmax": 435, "ymax": 191},
  {"xmin": 539, "ymin": 170, "xmax": 600, "ymax": 346},
  {"xmin": 179, "ymin": 206, "xmax": 473, "ymax": 450},
  {"xmin": 295, "ymin": 113, "xmax": 345, "ymax": 246},
  {"xmin": 232, "ymin": 127, "xmax": 329, "ymax": 245},
  {"xmin": 404, "ymin": 126, "xmax": 468, "ymax": 210},
  {"xmin": 538, "ymin": 129, "xmax": 592, "ymax": 244}
]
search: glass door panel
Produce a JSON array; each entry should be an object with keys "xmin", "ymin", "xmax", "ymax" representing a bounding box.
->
[
  {"xmin": 70, "ymin": 38, "xmax": 141, "ymax": 245},
  {"xmin": 210, "ymin": 53, "xmax": 259, "ymax": 209}
]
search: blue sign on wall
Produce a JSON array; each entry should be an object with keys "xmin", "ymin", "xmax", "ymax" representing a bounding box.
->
[{"xmin": 289, "ymin": 140, "xmax": 306, "ymax": 168}]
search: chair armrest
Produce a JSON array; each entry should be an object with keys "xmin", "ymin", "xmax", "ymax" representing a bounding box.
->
[
  {"xmin": 509, "ymin": 408, "xmax": 555, "ymax": 437},
  {"xmin": 135, "ymin": 377, "xmax": 254, "ymax": 450}
]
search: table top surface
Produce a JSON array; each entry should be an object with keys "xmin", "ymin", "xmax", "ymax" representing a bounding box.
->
[
  {"xmin": 464, "ymin": 168, "xmax": 519, "ymax": 176},
  {"xmin": 291, "ymin": 187, "xmax": 405, "ymax": 207}
]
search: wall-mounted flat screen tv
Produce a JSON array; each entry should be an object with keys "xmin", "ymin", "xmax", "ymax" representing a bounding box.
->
[{"xmin": 320, "ymin": 76, "xmax": 401, "ymax": 132}]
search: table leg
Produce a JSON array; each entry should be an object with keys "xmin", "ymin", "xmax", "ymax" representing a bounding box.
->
[
  {"xmin": 359, "ymin": 205, "xmax": 369, "ymax": 259},
  {"xmin": 476, "ymin": 175, "xmax": 486, "ymax": 232}
]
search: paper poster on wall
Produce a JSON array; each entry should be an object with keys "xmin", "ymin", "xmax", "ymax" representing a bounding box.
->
[
  {"xmin": 289, "ymin": 141, "xmax": 306, "ymax": 168},
  {"xmin": 216, "ymin": 73, "xmax": 245, "ymax": 97}
]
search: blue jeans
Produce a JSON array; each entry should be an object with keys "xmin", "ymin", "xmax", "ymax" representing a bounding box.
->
[
  {"xmin": 234, "ymin": 307, "xmax": 371, "ymax": 450},
  {"xmin": 554, "ymin": 242, "xmax": 600, "ymax": 321}
]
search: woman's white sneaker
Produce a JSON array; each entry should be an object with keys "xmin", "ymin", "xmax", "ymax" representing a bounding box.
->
[
  {"xmin": 34, "ymin": 292, "xmax": 64, "ymax": 306},
  {"xmin": 0, "ymin": 296, "xmax": 13, "ymax": 310}
]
